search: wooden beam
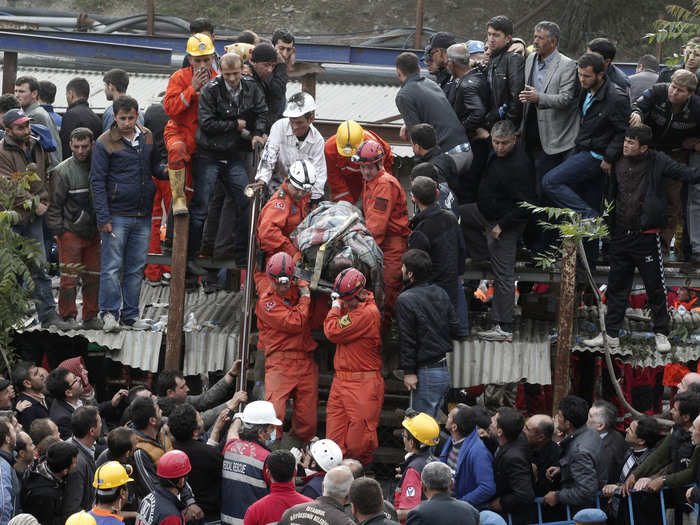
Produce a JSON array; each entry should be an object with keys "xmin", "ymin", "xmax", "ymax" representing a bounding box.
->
[
  {"xmin": 2, "ymin": 51, "xmax": 17, "ymax": 95},
  {"xmin": 146, "ymin": 0, "xmax": 155, "ymax": 36},
  {"xmin": 165, "ymin": 213, "xmax": 188, "ymax": 369},
  {"xmin": 552, "ymin": 239, "xmax": 576, "ymax": 415},
  {"xmin": 415, "ymin": 0, "xmax": 424, "ymax": 49},
  {"xmin": 301, "ymin": 73, "xmax": 317, "ymax": 99}
]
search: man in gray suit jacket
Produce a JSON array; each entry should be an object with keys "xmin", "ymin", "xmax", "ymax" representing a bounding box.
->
[
  {"xmin": 407, "ymin": 461, "xmax": 479, "ymax": 525},
  {"xmin": 629, "ymin": 55, "xmax": 659, "ymax": 101},
  {"xmin": 518, "ymin": 21, "xmax": 580, "ymax": 200}
]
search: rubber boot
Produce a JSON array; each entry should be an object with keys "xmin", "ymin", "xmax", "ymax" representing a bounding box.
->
[{"xmin": 169, "ymin": 168, "xmax": 188, "ymax": 216}]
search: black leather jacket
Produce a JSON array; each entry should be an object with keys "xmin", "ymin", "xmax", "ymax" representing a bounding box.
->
[
  {"xmin": 450, "ymin": 69, "xmax": 491, "ymax": 134},
  {"xmin": 485, "ymin": 47, "xmax": 525, "ymax": 127},
  {"xmin": 196, "ymin": 75, "xmax": 268, "ymax": 158}
]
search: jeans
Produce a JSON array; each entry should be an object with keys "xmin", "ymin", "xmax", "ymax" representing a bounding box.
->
[
  {"xmin": 412, "ymin": 364, "xmax": 450, "ymax": 419},
  {"xmin": 13, "ymin": 217, "xmax": 55, "ymax": 323},
  {"xmin": 188, "ymin": 155, "xmax": 250, "ymax": 260},
  {"xmin": 99, "ymin": 215, "xmax": 151, "ymax": 321},
  {"xmin": 541, "ymin": 151, "xmax": 603, "ymax": 219}
]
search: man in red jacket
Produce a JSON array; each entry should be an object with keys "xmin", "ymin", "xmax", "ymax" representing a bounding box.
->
[
  {"xmin": 255, "ymin": 251, "xmax": 318, "ymax": 442},
  {"xmin": 324, "ymin": 120, "xmax": 394, "ymax": 204},
  {"xmin": 324, "ymin": 268, "xmax": 384, "ymax": 465},
  {"xmin": 244, "ymin": 450, "xmax": 312, "ymax": 525}
]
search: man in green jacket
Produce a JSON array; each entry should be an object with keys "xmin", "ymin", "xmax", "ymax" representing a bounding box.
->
[{"xmin": 47, "ymin": 127, "xmax": 102, "ymax": 330}]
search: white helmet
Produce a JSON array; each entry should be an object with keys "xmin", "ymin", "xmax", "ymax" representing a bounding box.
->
[
  {"xmin": 283, "ymin": 92, "xmax": 317, "ymax": 118},
  {"xmin": 238, "ymin": 401, "xmax": 282, "ymax": 426},
  {"xmin": 310, "ymin": 439, "xmax": 343, "ymax": 472},
  {"xmin": 288, "ymin": 159, "xmax": 316, "ymax": 192}
]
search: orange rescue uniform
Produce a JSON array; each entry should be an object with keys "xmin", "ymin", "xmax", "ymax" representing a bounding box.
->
[
  {"xmin": 144, "ymin": 178, "xmax": 172, "ymax": 282},
  {"xmin": 256, "ymin": 285, "xmax": 318, "ymax": 442},
  {"xmin": 362, "ymin": 169, "xmax": 409, "ymax": 327},
  {"xmin": 323, "ymin": 292, "xmax": 384, "ymax": 464},
  {"xmin": 163, "ymin": 65, "xmax": 216, "ymax": 199},
  {"xmin": 324, "ymin": 130, "xmax": 394, "ymax": 204}
]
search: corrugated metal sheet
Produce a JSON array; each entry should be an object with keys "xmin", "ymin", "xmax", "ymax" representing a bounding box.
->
[
  {"xmin": 16, "ymin": 66, "xmax": 401, "ymax": 124},
  {"xmin": 19, "ymin": 283, "xmax": 243, "ymax": 374},
  {"xmin": 450, "ymin": 319, "xmax": 553, "ymax": 386}
]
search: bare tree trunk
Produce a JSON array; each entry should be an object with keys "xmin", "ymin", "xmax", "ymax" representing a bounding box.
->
[{"xmin": 552, "ymin": 239, "xmax": 576, "ymax": 416}]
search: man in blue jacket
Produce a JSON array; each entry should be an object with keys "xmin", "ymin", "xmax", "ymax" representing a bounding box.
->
[
  {"xmin": 439, "ymin": 404, "xmax": 496, "ymax": 507},
  {"xmin": 90, "ymin": 96, "xmax": 165, "ymax": 333}
]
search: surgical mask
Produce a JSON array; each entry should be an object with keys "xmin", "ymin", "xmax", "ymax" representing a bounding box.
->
[{"xmin": 266, "ymin": 429, "xmax": 277, "ymax": 447}]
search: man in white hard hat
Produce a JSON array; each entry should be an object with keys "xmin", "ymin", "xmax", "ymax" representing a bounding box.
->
[
  {"xmin": 299, "ymin": 438, "xmax": 344, "ymax": 499},
  {"xmin": 221, "ymin": 400, "xmax": 281, "ymax": 525},
  {"xmin": 253, "ymin": 91, "xmax": 327, "ymax": 203}
]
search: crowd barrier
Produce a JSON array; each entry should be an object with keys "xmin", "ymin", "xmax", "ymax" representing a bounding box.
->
[{"xmin": 505, "ymin": 487, "xmax": 698, "ymax": 525}]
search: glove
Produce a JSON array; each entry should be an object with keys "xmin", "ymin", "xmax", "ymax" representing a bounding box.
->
[{"xmin": 168, "ymin": 141, "xmax": 190, "ymax": 169}]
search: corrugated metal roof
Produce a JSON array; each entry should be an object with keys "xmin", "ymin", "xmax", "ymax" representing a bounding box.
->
[{"xmin": 17, "ymin": 66, "xmax": 401, "ymax": 124}]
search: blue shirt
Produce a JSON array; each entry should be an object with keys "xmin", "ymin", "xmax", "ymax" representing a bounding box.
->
[
  {"xmin": 582, "ymin": 92, "xmax": 604, "ymax": 160},
  {"xmin": 533, "ymin": 52, "xmax": 555, "ymax": 94}
]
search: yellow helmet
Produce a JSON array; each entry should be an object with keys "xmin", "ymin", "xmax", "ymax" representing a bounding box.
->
[
  {"xmin": 93, "ymin": 461, "xmax": 134, "ymax": 490},
  {"xmin": 186, "ymin": 33, "xmax": 215, "ymax": 56},
  {"xmin": 336, "ymin": 120, "xmax": 365, "ymax": 157},
  {"xmin": 224, "ymin": 42, "xmax": 255, "ymax": 62},
  {"xmin": 65, "ymin": 511, "xmax": 96, "ymax": 525},
  {"xmin": 402, "ymin": 412, "xmax": 440, "ymax": 446}
]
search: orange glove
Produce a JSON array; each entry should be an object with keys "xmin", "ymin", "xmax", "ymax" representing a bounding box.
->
[{"xmin": 168, "ymin": 141, "xmax": 190, "ymax": 169}]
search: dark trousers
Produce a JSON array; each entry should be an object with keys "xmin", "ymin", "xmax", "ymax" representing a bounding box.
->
[
  {"xmin": 605, "ymin": 231, "xmax": 669, "ymax": 337},
  {"xmin": 201, "ymin": 180, "xmax": 237, "ymax": 259}
]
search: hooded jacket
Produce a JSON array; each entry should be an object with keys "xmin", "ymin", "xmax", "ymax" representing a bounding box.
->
[{"xmin": 21, "ymin": 458, "xmax": 66, "ymax": 525}]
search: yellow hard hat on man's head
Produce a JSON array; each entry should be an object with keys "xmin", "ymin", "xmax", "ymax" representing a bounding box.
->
[
  {"xmin": 93, "ymin": 461, "xmax": 134, "ymax": 490},
  {"xmin": 402, "ymin": 411, "xmax": 440, "ymax": 446},
  {"xmin": 187, "ymin": 33, "xmax": 215, "ymax": 56},
  {"xmin": 336, "ymin": 120, "xmax": 365, "ymax": 157}
]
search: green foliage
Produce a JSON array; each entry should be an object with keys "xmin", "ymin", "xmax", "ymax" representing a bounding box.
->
[
  {"xmin": 520, "ymin": 201, "xmax": 612, "ymax": 270},
  {"xmin": 0, "ymin": 167, "xmax": 47, "ymax": 372},
  {"xmin": 647, "ymin": 1, "xmax": 700, "ymax": 62}
]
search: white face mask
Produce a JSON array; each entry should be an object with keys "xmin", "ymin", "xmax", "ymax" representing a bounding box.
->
[{"xmin": 265, "ymin": 429, "xmax": 277, "ymax": 447}]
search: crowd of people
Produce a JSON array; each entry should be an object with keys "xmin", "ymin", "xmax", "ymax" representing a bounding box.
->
[{"xmin": 2, "ymin": 8, "xmax": 700, "ymax": 525}]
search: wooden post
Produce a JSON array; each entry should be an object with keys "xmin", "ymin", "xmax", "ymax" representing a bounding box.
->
[
  {"xmin": 146, "ymin": 0, "xmax": 155, "ymax": 36},
  {"xmin": 656, "ymin": 14, "xmax": 664, "ymax": 64},
  {"xmin": 552, "ymin": 239, "xmax": 576, "ymax": 415},
  {"xmin": 415, "ymin": 0, "xmax": 423, "ymax": 49},
  {"xmin": 2, "ymin": 52, "xmax": 17, "ymax": 95},
  {"xmin": 301, "ymin": 73, "xmax": 316, "ymax": 99},
  {"xmin": 165, "ymin": 214, "xmax": 189, "ymax": 369}
]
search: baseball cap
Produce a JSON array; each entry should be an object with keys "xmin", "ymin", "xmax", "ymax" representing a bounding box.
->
[
  {"xmin": 466, "ymin": 40, "xmax": 486, "ymax": 55},
  {"xmin": 3, "ymin": 109, "xmax": 30, "ymax": 128},
  {"xmin": 429, "ymin": 32, "xmax": 457, "ymax": 50}
]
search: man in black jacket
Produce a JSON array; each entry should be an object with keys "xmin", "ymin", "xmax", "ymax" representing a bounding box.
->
[
  {"xmin": 487, "ymin": 408, "xmax": 535, "ymax": 525},
  {"xmin": 409, "ymin": 124, "xmax": 462, "ymax": 203},
  {"xmin": 543, "ymin": 396, "xmax": 607, "ymax": 512},
  {"xmin": 395, "ymin": 249, "xmax": 466, "ymax": 419},
  {"xmin": 62, "ymin": 406, "xmax": 100, "ymax": 517},
  {"xmin": 587, "ymin": 38, "xmax": 631, "ymax": 94},
  {"xmin": 484, "ymin": 15, "xmax": 525, "ymax": 128},
  {"xmin": 460, "ymin": 120, "xmax": 535, "ymax": 341},
  {"xmin": 524, "ymin": 414, "xmax": 560, "ymax": 497},
  {"xmin": 349, "ymin": 477, "xmax": 399, "ymax": 525},
  {"xmin": 190, "ymin": 52, "xmax": 267, "ymax": 271},
  {"xmin": 248, "ymin": 42, "xmax": 288, "ymax": 128},
  {"xmin": 542, "ymin": 52, "xmax": 630, "ymax": 224},
  {"xmin": 408, "ymin": 176, "xmax": 467, "ymax": 331},
  {"xmin": 13, "ymin": 362, "xmax": 49, "ymax": 431},
  {"xmin": 406, "ymin": 462, "xmax": 479, "ymax": 525},
  {"xmin": 583, "ymin": 125, "xmax": 700, "ymax": 353},
  {"xmin": 425, "ymin": 32, "xmax": 456, "ymax": 93},
  {"xmin": 631, "ymin": 69, "xmax": 700, "ymax": 258},
  {"xmin": 59, "ymin": 78, "xmax": 101, "ymax": 161},
  {"xmin": 21, "ymin": 440, "xmax": 78, "ymax": 525},
  {"xmin": 586, "ymin": 400, "xmax": 628, "ymax": 484},
  {"xmin": 46, "ymin": 367, "xmax": 83, "ymax": 440}
]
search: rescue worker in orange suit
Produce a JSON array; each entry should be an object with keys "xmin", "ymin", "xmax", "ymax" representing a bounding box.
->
[
  {"xmin": 256, "ymin": 251, "xmax": 318, "ymax": 442},
  {"xmin": 253, "ymin": 159, "xmax": 315, "ymax": 295},
  {"xmin": 323, "ymin": 268, "xmax": 384, "ymax": 465},
  {"xmin": 356, "ymin": 140, "xmax": 410, "ymax": 328},
  {"xmin": 324, "ymin": 120, "xmax": 394, "ymax": 204},
  {"xmin": 162, "ymin": 33, "xmax": 217, "ymax": 259}
]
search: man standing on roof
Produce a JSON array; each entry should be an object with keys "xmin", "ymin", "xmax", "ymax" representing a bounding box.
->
[
  {"xmin": 163, "ymin": 33, "xmax": 217, "ymax": 224},
  {"xmin": 324, "ymin": 120, "xmax": 394, "ymax": 204},
  {"xmin": 324, "ymin": 269, "xmax": 384, "ymax": 465},
  {"xmin": 356, "ymin": 140, "xmax": 410, "ymax": 328},
  {"xmin": 254, "ymin": 92, "xmax": 327, "ymax": 202},
  {"xmin": 424, "ymin": 32, "xmax": 457, "ymax": 94},
  {"xmin": 255, "ymin": 252, "xmax": 318, "ymax": 443}
]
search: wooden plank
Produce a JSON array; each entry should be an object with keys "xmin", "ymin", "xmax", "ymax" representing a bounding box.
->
[
  {"xmin": 2, "ymin": 51, "xmax": 17, "ymax": 95},
  {"xmin": 165, "ymin": 213, "xmax": 188, "ymax": 369}
]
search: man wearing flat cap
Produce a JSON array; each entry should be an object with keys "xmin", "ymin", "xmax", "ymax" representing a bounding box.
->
[{"xmin": 425, "ymin": 32, "xmax": 457, "ymax": 93}]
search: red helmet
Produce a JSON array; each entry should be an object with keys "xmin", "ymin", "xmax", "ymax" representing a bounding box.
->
[
  {"xmin": 333, "ymin": 268, "xmax": 366, "ymax": 299},
  {"xmin": 352, "ymin": 140, "xmax": 384, "ymax": 165},
  {"xmin": 266, "ymin": 252, "xmax": 295, "ymax": 283},
  {"xmin": 157, "ymin": 450, "xmax": 191, "ymax": 479}
]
